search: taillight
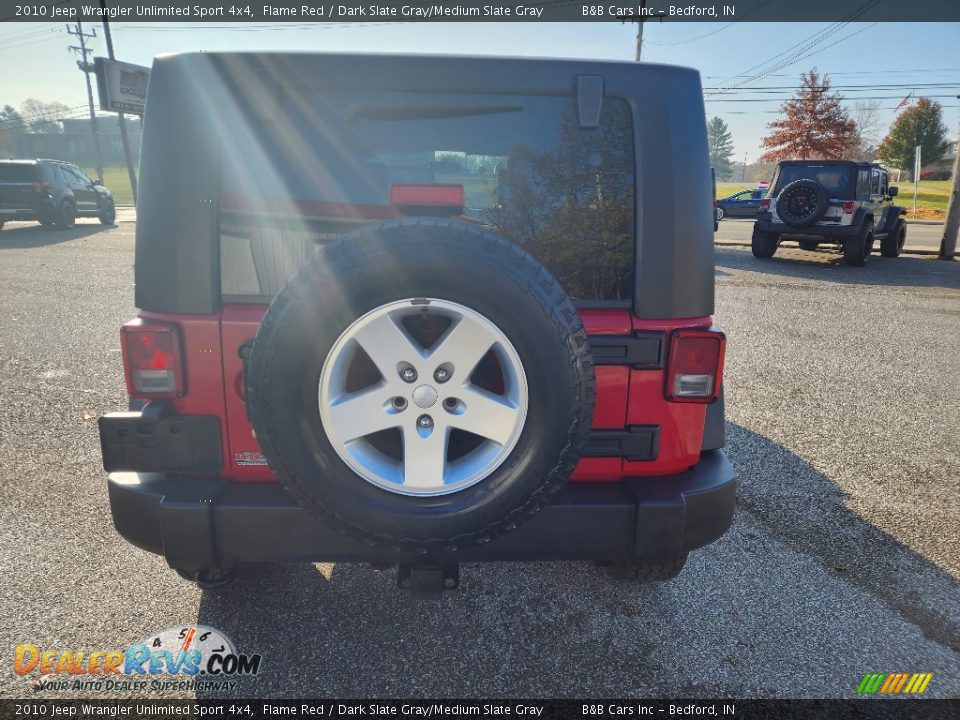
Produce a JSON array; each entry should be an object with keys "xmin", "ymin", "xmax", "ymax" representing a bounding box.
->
[
  {"xmin": 664, "ymin": 329, "xmax": 726, "ymax": 403},
  {"xmin": 842, "ymin": 201, "xmax": 855, "ymax": 214},
  {"xmin": 759, "ymin": 198, "xmax": 771, "ymax": 211},
  {"xmin": 32, "ymin": 181, "xmax": 50, "ymax": 194},
  {"xmin": 121, "ymin": 323, "xmax": 185, "ymax": 398}
]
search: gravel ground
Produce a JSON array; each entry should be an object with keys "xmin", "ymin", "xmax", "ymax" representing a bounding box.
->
[{"xmin": 0, "ymin": 221, "xmax": 957, "ymax": 700}]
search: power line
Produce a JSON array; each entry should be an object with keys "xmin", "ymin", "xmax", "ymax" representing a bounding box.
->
[
  {"xmin": 708, "ymin": 0, "xmax": 887, "ymax": 95},
  {"xmin": 720, "ymin": 105, "xmax": 958, "ymax": 115},
  {"xmin": 703, "ymin": 68, "xmax": 960, "ymax": 78},
  {"xmin": 706, "ymin": 94, "xmax": 960, "ymax": 103},
  {"xmin": 645, "ymin": 0, "xmax": 774, "ymax": 46},
  {"xmin": 703, "ymin": 83, "xmax": 960, "ymax": 92}
]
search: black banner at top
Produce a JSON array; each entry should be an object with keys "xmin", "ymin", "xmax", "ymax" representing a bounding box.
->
[
  {"xmin": 2, "ymin": 0, "xmax": 960, "ymax": 22},
  {"xmin": 0, "ymin": 699, "xmax": 958, "ymax": 720}
]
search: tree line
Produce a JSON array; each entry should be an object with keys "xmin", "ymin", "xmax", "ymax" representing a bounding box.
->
[{"xmin": 708, "ymin": 68, "xmax": 953, "ymax": 181}]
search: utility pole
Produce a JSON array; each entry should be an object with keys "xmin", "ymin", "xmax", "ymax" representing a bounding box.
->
[
  {"xmin": 98, "ymin": 0, "xmax": 137, "ymax": 205},
  {"xmin": 66, "ymin": 22, "xmax": 104, "ymax": 181},
  {"xmin": 939, "ymin": 96, "xmax": 960, "ymax": 260},
  {"xmin": 634, "ymin": 0, "xmax": 648, "ymax": 60},
  {"xmin": 741, "ymin": 152, "xmax": 747, "ymax": 181}
]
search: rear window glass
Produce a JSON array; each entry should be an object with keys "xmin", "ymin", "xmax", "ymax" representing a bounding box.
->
[
  {"xmin": 219, "ymin": 92, "xmax": 635, "ymax": 302},
  {"xmin": 0, "ymin": 164, "xmax": 38, "ymax": 183},
  {"xmin": 773, "ymin": 165, "xmax": 855, "ymax": 198}
]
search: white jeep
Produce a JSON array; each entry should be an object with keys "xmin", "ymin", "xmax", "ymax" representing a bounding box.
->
[{"xmin": 752, "ymin": 160, "xmax": 907, "ymax": 266}]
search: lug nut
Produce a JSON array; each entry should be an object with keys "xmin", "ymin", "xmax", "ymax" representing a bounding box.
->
[
  {"xmin": 443, "ymin": 398, "xmax": 458, "ymax": 410},
  {"xmin": 434, "ymin": 367, "xmax": 450, "ymax": 383},
  {"xmin": 417, "ymin": 414, "xmax": 433, "ymax": 429},
  {"xmin": 392, "ymin": 397, "xmax": 407, "ymax": 410},
  {"xmin": 400, "ymin": 366, "xmax": 417, "ymax": 383}
]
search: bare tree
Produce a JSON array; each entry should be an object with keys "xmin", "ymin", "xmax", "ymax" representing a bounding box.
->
[
  {"xmin": 20, "ymin": 99, "xmax": 71, "ymax": 134},
  {"xmin": 844, "ymin": 100, "xmax": 883, "ymax": 161}
]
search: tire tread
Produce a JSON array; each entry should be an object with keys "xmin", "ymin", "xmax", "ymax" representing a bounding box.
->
[{"xmin": 246, "ymin": 218, "xmax": 595, "ymax": 552}]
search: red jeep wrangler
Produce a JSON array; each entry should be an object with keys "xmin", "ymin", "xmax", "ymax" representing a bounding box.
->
[{"xmin": 99, "ymin": 53, "xmax": 735, "ymax": 594}]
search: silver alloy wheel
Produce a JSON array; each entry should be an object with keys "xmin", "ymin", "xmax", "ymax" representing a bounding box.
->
[{"xmin": 318, "ymin": 298, "xmax": 528, "ymax": 496}]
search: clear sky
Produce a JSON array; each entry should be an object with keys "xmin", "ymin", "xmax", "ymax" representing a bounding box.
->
[{"xmin": 2, "ymin": 20, "xmax": 958, "ymax": 162}]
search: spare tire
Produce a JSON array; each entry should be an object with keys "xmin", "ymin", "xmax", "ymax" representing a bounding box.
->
[
  {"xmin": 245, "ymin": 218, "xmax": 595, "ymax": 552},
  {"xmin": 775, "ymin": 179, "xmax": 829, "ymax": 228}
]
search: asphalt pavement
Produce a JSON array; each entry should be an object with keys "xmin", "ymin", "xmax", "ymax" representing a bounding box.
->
[{"xmin": 0, "ymin": 219, "xmax": 958, "ymax": 700}]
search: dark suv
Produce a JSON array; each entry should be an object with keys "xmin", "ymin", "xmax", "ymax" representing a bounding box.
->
[
  {"xmin": 752, "ymin": 160, "xmax": 906, "ymax": 266},
  {"xmin": 0, "ymin": 159, "xmax": 116, "ymax": 231},
  {"xmin": 98, "ymin": 53, "xmax": 735, "ymax": 594}
]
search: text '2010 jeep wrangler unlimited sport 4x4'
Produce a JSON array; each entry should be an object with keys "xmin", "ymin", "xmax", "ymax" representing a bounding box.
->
[{"xmin": 98, "ymin": 53, "xmax": 735, "ymax": 595}]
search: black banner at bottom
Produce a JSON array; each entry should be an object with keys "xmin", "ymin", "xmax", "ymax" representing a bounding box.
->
[{"xmin": 0, "ymin": 699, "xmax": 957, "ymax": 720}]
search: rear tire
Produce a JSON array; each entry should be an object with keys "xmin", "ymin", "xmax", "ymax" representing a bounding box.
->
[
  {"xmin": 843, "ymin": 221, "xmax": 874, "ymax": 267},
  {"xmin": 175, "ymin": 567, "xmax": 238, "ymax": 590},
  {"xmin": 880, "ymin": 218, "xmax": 906, "ymax": 258},
  {"xmin": 55, "ymin": 201, "xmax": 76, "ymax": 230},
  {"xmin": 245, "ymin": 218, "xmax": 594, "ymax": 552},
  {"xmin": 798, "ymin": 240, "xmax": 819, "ymax": 251},
  {"xmin": 751, "ymin": 228, "xmax": 779, "ymax": 258},
  {"xmin": 607, "ymin": 555, "xmax": 688, "ymax": 583}
]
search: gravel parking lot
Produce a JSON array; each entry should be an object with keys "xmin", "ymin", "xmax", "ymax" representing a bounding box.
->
[{"xmin": 0, "ymin": 220, "xmax": 958, "ymax": 700}]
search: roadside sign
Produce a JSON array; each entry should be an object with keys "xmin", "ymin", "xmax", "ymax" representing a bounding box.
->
[
  {"xmin": 94, "ymin": 57, "xmax": 150, "ymax": 115},
  {"xmin": 913, "ymin": 145, "xmax": 921, "ymax": 218}
]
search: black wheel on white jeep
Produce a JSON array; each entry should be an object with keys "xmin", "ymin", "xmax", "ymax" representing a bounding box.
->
[
  {"xmin": 775, "ymin": 179, "xmax": 829, "ymax": 228},
  {"xmin": 245, "ymin": 218, "xmax": 595, "ymax": 552},
  {"xmin": 751, "ymin": 228, "xmax": 779, "ymax": 258},
  {"xmin": 880, "ymin": 218, "xmax": 907, "ymax": 258},
  {"xmin": 843, "ymin": 220, "xmax": 874, "ymax": 267}
]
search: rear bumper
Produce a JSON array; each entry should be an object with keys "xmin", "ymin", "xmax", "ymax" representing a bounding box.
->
[
  {"xmin": 0, "ymin": 204, "xmax": 51, "ymax": 221},
  {"xmin": 754, "ymin": 216, "xmax": 859, "ymax": 237},
  {"xmin": 106, "ymin": 450, "xmax": 737, "ymax": 570}
]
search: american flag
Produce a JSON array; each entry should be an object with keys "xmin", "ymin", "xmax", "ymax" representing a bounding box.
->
[{"xmin": 895, "ymin": 93, "xmax": 914, "ymax": 110}]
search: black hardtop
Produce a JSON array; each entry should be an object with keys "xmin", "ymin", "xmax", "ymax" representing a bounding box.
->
[
  {"xmin": 135, "ymin": 52, "xmax": 715, "ymax": 319},
  {"xmin": 775, "ymin": 159, "xmax": 884, "ymax": 171}
]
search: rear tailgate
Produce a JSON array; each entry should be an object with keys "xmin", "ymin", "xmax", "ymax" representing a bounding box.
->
[
  {"xmin": 0, "ymin": 183, "xmax": 38, "ymax": 211},
  {"xmin": 217, "ymin": 305, "xmax": 716, "ymax": 483},
  {"xmin": 0, "ymin": 165, "xmax": 40, "ymax": 211}
]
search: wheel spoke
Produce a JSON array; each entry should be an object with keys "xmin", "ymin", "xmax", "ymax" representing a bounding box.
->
[
  {"xmin": 449, "ymin": 387, "xmax": 520, "ymax": 446},
  {"xmin": 429, "ymin": 315, "xmax": 497, "ymax": 380},
  {"xmin": 402, "ymin": 424, "xmax": 448, "ymax": 488},
  {"xmin": 351, "ymin": 312, "xmax": 423, "ymax": 379},
  {"xmin": 319, "ymin": 298, "xmax": 528, "ymax": 496},
  {"xmin": 325, "ymin": 385, "xmax": 399, "ymax": 442}
]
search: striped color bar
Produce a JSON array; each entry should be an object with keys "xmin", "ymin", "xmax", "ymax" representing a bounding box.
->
[{"xmin": 857, "ymin": 673, "xmax": 933, "ymax": 694}]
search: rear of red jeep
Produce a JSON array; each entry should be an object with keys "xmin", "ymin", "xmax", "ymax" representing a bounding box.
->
[{"xmin": 99, "ymin": 52, "xmax": 734, "ymax": 592}]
